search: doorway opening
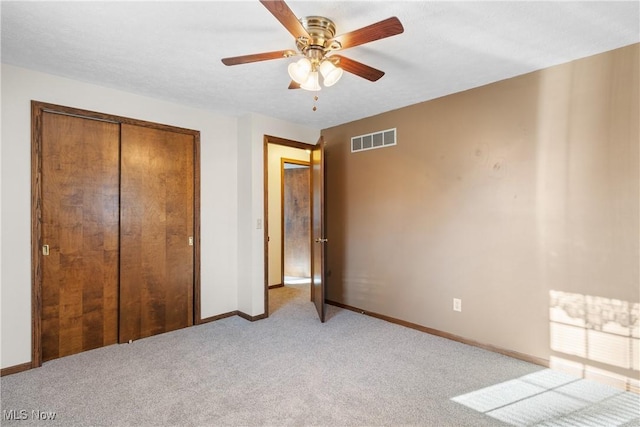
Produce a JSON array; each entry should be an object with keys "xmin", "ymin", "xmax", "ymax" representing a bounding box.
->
[
  {"xmin": 282, "ymin": 160, "xmax": 311, "ymax": 287},
  {"xmin": 264, "ymin": 135, "xmax": 313, "ymax": 316}
]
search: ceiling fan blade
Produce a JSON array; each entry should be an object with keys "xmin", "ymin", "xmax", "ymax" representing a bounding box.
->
[
  {"xmin": 331, "ymin": 55, "xmax": 385, "ymax": 82},
  {"xmin": 221, "ymin": 50, "xmax": 295, "ymax": 66},
  {"xmin": 259, "ymin": 0, "xmax": 310, "ymax": 40},
  {"xmin": 329, "ymin": 17, "xmax": 404, "ymax": 50},
  {"xmin": 288, "ymin": 81, "xmax": 301, "ymax": 90}
]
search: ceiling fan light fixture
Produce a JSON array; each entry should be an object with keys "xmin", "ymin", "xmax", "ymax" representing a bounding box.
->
[
  {"xmin": 300, "ymin": 71, "xmax": 321, "ymax": 91},
  {"xmin": 319, "ymin": 59, "xmax": 343, "ymax": 87},
  {"xmin": 288, "ymin": 58, "xmax": 312, "ymax": 84},
  {"xmin": 222, "ymin": 2, "xmax": 404, "ymax": 93}
]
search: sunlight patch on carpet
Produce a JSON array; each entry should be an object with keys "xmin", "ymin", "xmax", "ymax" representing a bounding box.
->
[{"xmin": 451, "ymin": 368, "xmax": 639, "ymax": 426}]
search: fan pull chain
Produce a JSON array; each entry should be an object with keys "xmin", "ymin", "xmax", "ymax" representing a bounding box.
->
[{"xmin": 312, "ymin": 95, "xmax": 319, "ymax": 111}]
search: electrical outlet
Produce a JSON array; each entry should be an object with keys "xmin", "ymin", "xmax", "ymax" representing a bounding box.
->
[{"xmin": 453, "ymin": 298, "xmax": 462, "ymax": 312}]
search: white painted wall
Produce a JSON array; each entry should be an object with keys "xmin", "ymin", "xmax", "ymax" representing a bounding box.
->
[
  {"xmin": 0, "ymin": 65, "xmax": 314, "ymax": 369},
  {"xmin": 267, "ymin": 145, "xmax": 312, "ymax": 286},
  {"xmin": 236, "ymin": 114, "xmax": 319, "ymax": 317}
]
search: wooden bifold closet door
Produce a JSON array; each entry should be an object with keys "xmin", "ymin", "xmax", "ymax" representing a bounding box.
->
[{"xmin": 36, "ymin": 104, "xmax": 198, "ymax": 363}]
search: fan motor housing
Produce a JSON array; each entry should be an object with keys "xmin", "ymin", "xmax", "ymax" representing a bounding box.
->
[{"xmin": 298, "ymin": 16, "xmax": 338, "ymax": 52}]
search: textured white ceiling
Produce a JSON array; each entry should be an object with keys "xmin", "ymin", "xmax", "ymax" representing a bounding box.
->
[{"xmin": 2, "ymin": 1, "xmax": 638, "ymax": 129}]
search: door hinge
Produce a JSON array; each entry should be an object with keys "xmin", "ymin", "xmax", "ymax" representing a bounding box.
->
[
  {"xmin": 188, "ymin": 236, "xmax": 194, "ymax": 246},
  {"xmin": 42, "ymin": 244, "xmax": 50, "ymax": 256}
]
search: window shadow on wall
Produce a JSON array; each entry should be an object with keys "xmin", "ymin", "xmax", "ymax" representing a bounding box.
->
[{"xmin": 549, "ymin": 290, "xmax": 639, "ymax": 392}]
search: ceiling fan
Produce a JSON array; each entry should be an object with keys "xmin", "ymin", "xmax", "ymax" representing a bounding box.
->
[{"xmin": 221, "ymin": 0, "xmax": 404, "ymax": 91}]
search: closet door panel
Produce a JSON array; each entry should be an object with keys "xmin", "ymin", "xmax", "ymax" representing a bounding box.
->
[
  {"xmin": 41, "ymin": 112, "xmax": 120, "ymax": 362},
  {"xmin": 119, "ymin": 124, "xmax": 194, "ymax": 342}
]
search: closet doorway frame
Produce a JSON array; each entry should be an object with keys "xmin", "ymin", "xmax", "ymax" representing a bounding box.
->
[{"xmin": 30, "ymin": 100, "xmax": 202, "ymax": 368}]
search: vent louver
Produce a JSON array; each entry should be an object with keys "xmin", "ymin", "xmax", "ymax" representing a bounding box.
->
[{"xmin": 351, "ymin": 128, "xmax": 396, "ymax": 153}]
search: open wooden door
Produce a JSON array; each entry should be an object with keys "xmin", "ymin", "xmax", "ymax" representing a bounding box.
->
[{"xmin": 310, "ymin": 137, "xmax": 326, "ymax": 322}]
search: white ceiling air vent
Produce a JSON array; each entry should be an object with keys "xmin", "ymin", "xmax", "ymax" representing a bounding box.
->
[{"xmin": 351, "ymin": 128, "xmax": 396, "ymax": 153}]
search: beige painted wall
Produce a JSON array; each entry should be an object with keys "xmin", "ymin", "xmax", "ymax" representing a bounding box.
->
[
  {"xmin": 322, "ymin": 44, "xmax": 639, "ymax": 386},
  {"xmin": 267, "ymin": 144, "xmax": 311, "ymax": 286}
]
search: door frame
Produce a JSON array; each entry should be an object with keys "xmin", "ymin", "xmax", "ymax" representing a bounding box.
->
[
  {"xmin": 31, "ymin": 101, "xmax": 201, "ymax": 367},
  {"xmin": 263, "ymin": 135, "xmax": 313, "ymax": 315}
]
